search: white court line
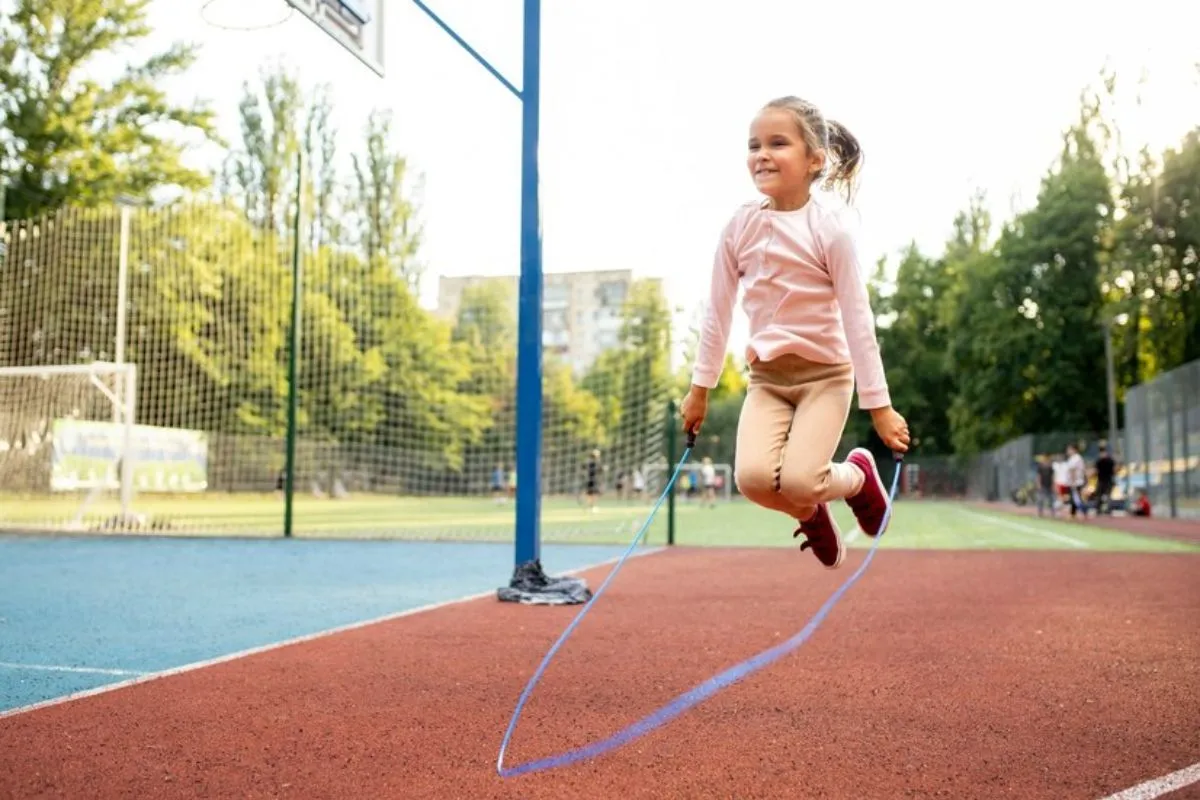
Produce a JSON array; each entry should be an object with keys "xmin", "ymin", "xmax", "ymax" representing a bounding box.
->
[
  {"xmin": 0, "ymin": 547, "xmax": 665, "ymax": 721},
  {"xmin": 1097, "ymin": 760, "xmax": 1200, "ymax": 800},
  {"xmin": 958, "ymin": 508, "xmax": 1090, "ymax": 549},
  {"xmin": 0, "ymin": 661, "xmax": 148, "ymax": 677}
]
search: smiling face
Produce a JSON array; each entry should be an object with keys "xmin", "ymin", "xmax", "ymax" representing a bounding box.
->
[{"xmin": 746, "ymin": 107, "xmax": 825, "ymax": 210}]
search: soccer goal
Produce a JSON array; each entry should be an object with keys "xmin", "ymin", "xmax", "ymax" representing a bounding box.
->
[{"xmin": 0, "ymin": 361, "xmax": 139, "ymax": 531}]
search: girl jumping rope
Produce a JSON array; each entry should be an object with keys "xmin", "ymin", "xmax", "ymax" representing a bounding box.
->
[{"xmin": 681, "ymin": 96, "xmax": 911, "ymax": 570}]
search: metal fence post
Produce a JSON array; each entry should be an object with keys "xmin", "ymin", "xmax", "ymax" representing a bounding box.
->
[
  {"xmin": 1142, "ymin": 382, "xmax": 1152, "ymax": 510},
  {"xmin": 283, "ymin": 153, "xmax": 304, "ymax": 538},
  {"xmin": 1164, "ymin": 372, "xmax": 1178, "ymax": 518},
  {"xmin": 1180, "ymin": 366, "xmax": 1192, "ymax": 511}
]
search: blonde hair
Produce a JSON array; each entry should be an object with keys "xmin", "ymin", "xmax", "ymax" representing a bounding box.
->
[{"xmin": 762, "ymin": 96, "xmax": 863, "ymax": 202}]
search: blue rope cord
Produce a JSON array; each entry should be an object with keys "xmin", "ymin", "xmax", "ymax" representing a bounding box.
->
[{"xmin": 496, "ymin": 445, "xmax": 904, "ymax": 778}]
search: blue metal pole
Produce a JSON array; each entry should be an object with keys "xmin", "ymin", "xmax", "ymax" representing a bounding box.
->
[
  {"xmin": 513, "ymin": 0, "xmax": 542, "ymax": 566},
  {"xmin": 408, "ymin": 0, "xmax": 541, "ymax": 569}
]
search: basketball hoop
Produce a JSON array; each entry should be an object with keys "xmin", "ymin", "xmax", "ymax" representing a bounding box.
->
[
  {"xmin": 200, "ymin": 0, "xmax": 295, "ymax": 31},
  {"xmin": 198, "ymin": 0, "xmax": 385, "ymax": 78}
]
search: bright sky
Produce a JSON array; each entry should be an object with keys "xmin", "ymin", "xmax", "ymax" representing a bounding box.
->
[{"xmin": 145, "ymin": 0, "xmax": 1198, "ymax": 362}]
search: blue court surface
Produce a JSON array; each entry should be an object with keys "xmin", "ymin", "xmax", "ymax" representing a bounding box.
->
[{"xmin": 0, "ymin": 535, "xmax": 633, "ymax": 714}]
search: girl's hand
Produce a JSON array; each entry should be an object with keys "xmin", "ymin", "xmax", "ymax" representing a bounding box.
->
[
  {"xmin": 680, "ymin": 385, "xmax": 709, "ymax": 436},
  {"xmin": 870, "ymin": 406, "xmax": 911, "ymax": 453}
]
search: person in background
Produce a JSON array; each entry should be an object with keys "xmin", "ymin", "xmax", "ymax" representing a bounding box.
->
[
  {"xmin": 1131, "ymin": 488, "xmax": 1152, "ymax": 517},
  {"xmin": 1094, "ymin": 444, "xmax": 1115, "ymax": 515},
  {"xmin": 631, "ymin": 467, "xmax": 646, "ymax": 501},
  {"xmin": 700, "ymin": 457, "xmax": 718, "ymax": 508},
  {"xmin": 1052, "ymin": 454, "xmax": 1069, "ymax": 514},
  {"xmin": 492, "ymin": 463, "xmax": 507, "ymax": 504},
  {"xmin": 1035, "ymin": 455, "xmax": 1056, "ymax": 517},
  {"xmin": 1065, "ymin": 444, "xmax": 1088, "ymax": 519},
  {"xmin": 614, "ymin": 470, "xmax": 628, "ymax": 501},
  {"xmin": 583, "ymin": 449, "xmax": 602, "ymax": 513}
]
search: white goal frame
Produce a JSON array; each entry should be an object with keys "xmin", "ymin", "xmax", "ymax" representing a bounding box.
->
[{"xmin": 0, "ymin": 361, "xmax": 138, "ymax": 523}]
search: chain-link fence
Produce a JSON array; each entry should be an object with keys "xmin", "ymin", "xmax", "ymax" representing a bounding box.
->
[
  {"xmin": 965, "ymin": 432, "xmax": 1100, "ymax": 504},
  {"xmin": 960, "ymin": 359, "xmax": 1199, "ymax": 519},
  {"xmin": 1124, "ymin": 359, "xmax": 1199, "ymax": 520},
  {"xmin": 0, "ymin": 203, "xmax": 671, "ymax": 540},
  {"xmin": 967, "ymin": 435, "xmax": 1032, "ymax": 502}
]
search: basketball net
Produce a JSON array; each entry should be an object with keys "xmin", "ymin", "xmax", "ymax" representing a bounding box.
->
[{"xmin": 200, "ymin": 0, "xmax": 295, "ymax": 31}]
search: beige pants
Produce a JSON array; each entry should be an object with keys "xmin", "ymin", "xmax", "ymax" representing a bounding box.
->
[{"xmin": 734, "ymin": 354, "xmax": 865, "ymax": 523}]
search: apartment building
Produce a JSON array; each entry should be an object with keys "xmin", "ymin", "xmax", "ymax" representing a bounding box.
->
[{"xmin": 436, "ymin": 269, "xmax": 650, "ymax": 373}]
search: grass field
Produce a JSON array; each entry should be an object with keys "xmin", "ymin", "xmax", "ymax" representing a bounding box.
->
[{"xmin": 1, "ymin": 491, "xmax": 1195, "ymax": 553}]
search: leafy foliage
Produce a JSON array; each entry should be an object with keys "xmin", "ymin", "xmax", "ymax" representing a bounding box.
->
[
  {"xmin": 0, "ymin": 0, "xmax": 219, "ymax": 219},
  {"xmin": 2, "ymin": 6, "xmax": 1198, "ymax": 483}
]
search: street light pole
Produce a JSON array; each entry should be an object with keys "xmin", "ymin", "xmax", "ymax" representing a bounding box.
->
[{"xmin": 1104, "ymin": 320, "xmax": 1118, "ymax": 455}]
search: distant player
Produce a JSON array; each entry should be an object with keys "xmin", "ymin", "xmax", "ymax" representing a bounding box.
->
[
  {"xmin": 583, "ymin": 450, "xmax": 602, "ymax": 513},
  {"xmin": 1035, "ymin": 455, "xmax": 1056, "ymax": 517},
  {"xmin": 631, "ymin": 467, "xmax": 646, "ymax": 501},
  {"xmin": 1052, "ymin": 455, "xmax": 1069, "ymax": 513},
  {"xmin": 1094, "ymin": 444, "xmax": 1115, "ymax": 515},
  {"xmin": 1131, "ymin": 489, "xmax": 1151, "ymax": 517},
  {"xmin": 700, "ymin": 457, "xmax": 717, "ymax": 508},
  {"xmin": 492, "ymin": 463, "xmax": 507, "ymax": 504},
  {"xmin": 1065, "ymin": 444, "xmax": 1088, "ymax": 519}
]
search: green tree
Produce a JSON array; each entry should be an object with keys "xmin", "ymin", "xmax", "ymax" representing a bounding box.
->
[
  {"xmin": 578, "ymin": 279, "xmax": 673, "ymax": 473},
  {"xmin": 871, "ymin": 243, "xmax": 956, "ymax": 454},
  {"xmin": 542, "ymin": 355, "xmax": 606, "ymax": 493},
  {"xmin": 123, "ymin": 202, "xmax": 290, "ymax": 438},
  {"xmin": 224, "ymin": 61, "xmax": 304, "ymax": 232},
  {"xmin": 947, "ymin": 107, "xmax": 1112, "ymax": 453},
  {"xmin": 350, "ymin": 109, "xmax": 424, "ymax": 293},
  {"xmin": 1108, "ymin": 130, "xmax": 1200, "ymax": 383},
  {"xmin": 1147, "ymin": 130, "xmax": 1200, "ymax": 365},
  {"xmin": 453, "ymin": 281, "xmax": 516, "ymax": 380},
  {"xmin": 0, "ymin": 206, "xmax": 122, "ymax": 366},
  {"xmin": 449, "ymin": 279, "xmax": 617, "ymax": 494},
  {"xmin": 297, "ymin": 250, "xmax": 389, "ymax": 447},
  {"xmin": 840, "ymin": 254, "xmax": 893, "ymax": 452},
  {"xmin": 452, "ymin": 281, "xmax": 518, "ymax": 485},
  {"xmin": 944, "ymin": 247, "xmax": 1013, "ymax": 455},
  {"xmin": 0, "ymin": 0, "xmax": 218, "ymax": 219},
  {"xmin": 696, "ymin": 353, "xmax": 748, "ymax": 469},
  {"xmin": 612, "ymin": 279, "xmax": 672, "ymax": 468},
  {"xmin": 302, "ymin": 84, "xmax": 340, "ymax": 248},
  {"xmin": 220, "ymin": 64, "xmax": 342, "ymax": 248}
]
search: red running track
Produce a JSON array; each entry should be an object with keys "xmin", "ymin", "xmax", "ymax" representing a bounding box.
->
[{"xmin": 1, "ymin": 547, "xmax": 1198, "ymax": 799}]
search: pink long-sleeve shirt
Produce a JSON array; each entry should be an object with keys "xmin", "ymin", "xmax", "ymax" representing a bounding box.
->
[{"xmin": 691, "ymin": 197, "xmax": 891, "ymax": 410}]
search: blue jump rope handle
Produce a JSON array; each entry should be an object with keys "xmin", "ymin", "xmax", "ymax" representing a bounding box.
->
[{"xmin": 495, "ymin": 428, "xmax": 905, "ymax": 778}]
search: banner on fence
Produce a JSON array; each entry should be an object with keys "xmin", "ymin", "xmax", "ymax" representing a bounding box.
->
[{"xmin": 51, "ymin": 419, "xmax": 209, "ymax": 493}]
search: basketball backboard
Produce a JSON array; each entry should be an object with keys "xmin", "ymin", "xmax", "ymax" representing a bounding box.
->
[{"xmin": 284, "ymin": 0, "xmax": 384, "ymax": 77}]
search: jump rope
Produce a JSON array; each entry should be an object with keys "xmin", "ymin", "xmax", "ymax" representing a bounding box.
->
[{"xmin": 496, "ymin": 428, "xmax": 905, "ymax": 778}]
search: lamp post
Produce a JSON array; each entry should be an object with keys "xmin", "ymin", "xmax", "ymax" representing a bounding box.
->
[
  {"xmin": 1102, "ymin": 312, "xmax": 1130, "ymax": 510},
  {"xmin": 1101, "ymin": 312, "xmax": 1128, "ymax": 455}
]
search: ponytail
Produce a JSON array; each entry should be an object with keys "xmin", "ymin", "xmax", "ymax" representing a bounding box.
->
[{"xmin": 822, "ymin": 119, "xmax": 863, "ymax": 202}]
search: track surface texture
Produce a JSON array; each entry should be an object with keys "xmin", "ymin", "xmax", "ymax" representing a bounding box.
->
[{"xmin": 2, "ymin": 548, "xmax": 1198, "ymax": 800}]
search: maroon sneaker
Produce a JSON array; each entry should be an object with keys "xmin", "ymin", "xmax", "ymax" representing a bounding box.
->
[
  {"xmin": 792, "ymin": 504, "xmax": 844, "ymax": 569},
  {"xmin": 845, "ymin": 447, "xmax": 891, "ymax": 538}
]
